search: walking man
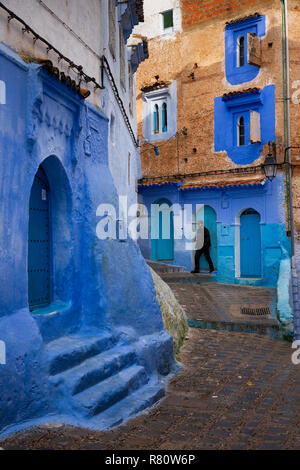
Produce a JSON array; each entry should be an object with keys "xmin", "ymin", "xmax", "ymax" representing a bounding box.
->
[{"xmin": 191, "ymin": 221, "xmax": 215, "ymax": 273}]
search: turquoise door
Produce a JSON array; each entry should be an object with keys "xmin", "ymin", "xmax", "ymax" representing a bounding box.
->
[
  {"xmin": 28, "ymin": 167, "xmax": 51, "ymax": 310},
  {"xmin": 196, "ymin": 205, "xmax": 218, "ymax": 271},
  {"xmin": 240, "ymin": 209, "xmax": 261, "ymax": 277},
  {"xmin": 151, "ymin": 199, "xmax": 174, "ymax": 261}
]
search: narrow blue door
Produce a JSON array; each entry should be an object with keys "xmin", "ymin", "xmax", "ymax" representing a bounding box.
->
[
  {"xmin": 240, "ymin": 210, "xmax": 261, "ymax": 277},
  {"xmin": 196, "ymin": 206, "xmax": 218, "ymax": 271},
  {"xmin": 28, "ymin": 167, "xmax": 51, "ymax": 310},
  {"xmin": 152, "ymin": 199, "xmax": 174, "ymax": 261}
]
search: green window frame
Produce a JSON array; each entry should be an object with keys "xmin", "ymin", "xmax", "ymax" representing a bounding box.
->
[{"xmin": 163, "ymin": 10, "xmax": 173, "ymax": 30}]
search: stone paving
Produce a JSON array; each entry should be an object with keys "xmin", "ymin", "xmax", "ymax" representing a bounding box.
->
[
  {"xmin": 169, "ymin": 282, "xmax": 276, "ymax": 322},
  {"xmin": 1, "ymin": 284, "xmax": 300, "ymax": 450},
  {"xmin": 168, "ymin": 280, "xmax": 280, "ymax": 338}
]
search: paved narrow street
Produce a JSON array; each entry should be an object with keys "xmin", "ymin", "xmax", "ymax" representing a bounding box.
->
[
  {"xmin": 1, "ymin": 281, "xmax": 300, "ymax": 451},
  {"xmin": 164, "ymin": 276, "xmax": 280, "ymax": 338}
]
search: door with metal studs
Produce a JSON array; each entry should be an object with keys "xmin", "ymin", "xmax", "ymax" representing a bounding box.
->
[{"xmin": 28, "ymin": 166, "xmax": 51, "ymax": 310}]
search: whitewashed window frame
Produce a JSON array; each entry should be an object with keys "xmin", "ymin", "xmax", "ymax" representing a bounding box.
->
[{"xmin": 142, "ymin": 82, "xmax": 177, "ymax": 142}]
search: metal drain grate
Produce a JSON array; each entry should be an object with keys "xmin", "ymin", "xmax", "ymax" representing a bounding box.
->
[{"xmin": 241, "ymin": 307, "xmax": 271, "ymax": 316}]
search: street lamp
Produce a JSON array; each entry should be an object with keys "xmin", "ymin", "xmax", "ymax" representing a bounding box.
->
[{"xmin": 263, "ymin": 142, "xmax": 277, "ymax": 181}]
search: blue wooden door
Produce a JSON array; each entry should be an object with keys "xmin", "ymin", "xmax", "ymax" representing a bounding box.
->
[
  {"xmin": 28, "ymin": 167, "xmax": 51, "ymax": 310},
  {"xmin": 152, "ymin": 200, "xmax": 174, "ymax": 261},
  {"xmin": 196, "ymin": 206, "xmax": 218, "ymax": 271},
  {"xmin": 240, "ymin": 210, "xmax": 261, "ymax": 277}
]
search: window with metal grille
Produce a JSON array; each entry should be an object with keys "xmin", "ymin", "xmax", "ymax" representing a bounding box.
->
[
  {"xmin": 237, "ymin": 35, "xmax": 245, "ymax": 67},
  {"xmin": 238, "ymin": 115, "xmax": 245, "ymax": 146}
]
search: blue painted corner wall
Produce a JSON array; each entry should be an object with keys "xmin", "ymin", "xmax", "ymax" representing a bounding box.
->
[
  {"xmin": 0, "ymin": 43, "xmax": 175, "ymax": 436},
  {"xmin": 139, "ymin": 174, "xmax": 291, "ymax": 288}
]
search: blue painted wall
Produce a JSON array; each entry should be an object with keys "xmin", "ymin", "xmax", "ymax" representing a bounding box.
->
[
  {"xmin": 214, "ymin": 85, "xmax": 276, "ymax": 164},
  {"xmin": 225, "ymin": 15, "xmax": 266, "ymax": 85},
  {"xmin": 151, "ymin": 198, "xmax": 174, "ymax": 261},
  {"xmin": 139, "ymin": 174, "xmax": 291, "ymax": 288},
  {"xmin": 0, "ymin": 44, "xmax": 175, "ymax": 436},
  {"xmin": 240, "ymin": 211, "xmax": 262, "ymax": 277}
]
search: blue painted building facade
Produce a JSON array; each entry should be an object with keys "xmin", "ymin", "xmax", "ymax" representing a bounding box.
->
[
  {"xmin": 139, "ymin": 175, "xmax": 291, "ymax": 288},
  {"xmin": 0, "ymin": 43, "xmax": 175, "ymax": 436}
]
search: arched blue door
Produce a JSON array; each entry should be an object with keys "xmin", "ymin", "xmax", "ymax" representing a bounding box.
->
[
  {"xmin": 240, "ymin": 209, "xmax": 261, "ymax": 277},
  {"xmin": 28, "ymin": 167, "xmax": 51, "ymax": 310},
  {"xmin": 151, "ymin": 199, "xmax": 174, "ymax": 261},
  {"xmin": 196, "ymin": 205, "xmax": 218, "ymax": 271}
]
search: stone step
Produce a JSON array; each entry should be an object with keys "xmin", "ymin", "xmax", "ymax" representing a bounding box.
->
[
  {"xmin": 49, "ymin": 344, "xmax": 137, "ymax": 396},
  {"xmin": 73, "ymin": 365, "xmax": 149, "ymax": 418},
  {"xmin": 146, "ymin": 260, "xmax": 186, "ymax": 273},
  {"xmin": 160, "ymin": 271, "xmax": 215, "ymax": 284},
  {"xmin": 96, "ymin": 381, "xmax": 165, "ymax": 429},
  {"xmin": 46, "ymin": 333, "xmax": 116, "ymax": 376},
  {"xmin": 188, "ymin": 317, "xmax": 281, "ymax": 340}
]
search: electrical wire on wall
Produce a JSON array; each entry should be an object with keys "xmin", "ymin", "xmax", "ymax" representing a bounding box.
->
[
  {"xmin": 140, "ymin": 128, "xmax": 188, "ymax": 159},
  {"xmin": 0, "ymin": 1, "xmax": 139, "ymax": 148}
]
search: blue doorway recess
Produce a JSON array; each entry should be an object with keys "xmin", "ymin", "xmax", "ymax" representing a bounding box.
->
[
  {"xmin": 196, "ymin": 205, "xmax": 218, "ymax": 271},
  {"xmin": 240, "ymin": 209, "xmax": 262, "ymax": 277},
  {"xmin": 151, "ymin": 199, "xmax": 174, "ymax": 261},
  {"xmin": 28, "ymin": 166, "xmax": 51, "ymax": 310}
]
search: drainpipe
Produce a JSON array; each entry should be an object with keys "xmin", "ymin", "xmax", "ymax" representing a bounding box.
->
[{"xmin": 281, "ymin": 0, "xmax": 295, "ymax": 255}]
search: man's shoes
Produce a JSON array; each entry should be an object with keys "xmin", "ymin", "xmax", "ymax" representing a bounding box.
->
[
  {"xmin": 209, "ymin": 268, "xmax": 215, "ymax": 273},
  {"xmin": 191, "ymin": 270, "xmax": 199, "ymax": 274}
]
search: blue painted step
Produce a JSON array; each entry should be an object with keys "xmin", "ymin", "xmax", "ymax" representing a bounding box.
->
[
  {"xmin": 46, "ymin": 333, "xmax": 116, "ymax": 375},
  {"xmin": 74, "ymin": 365, "xmax": 149, "ymax": 418},
  {"xmin": 49, "ymin": 344, "xmax": 137, "ymax": 395},
  {"xmin": 97, "ymin": 381, "xmax": 165, "ymax": 429}
]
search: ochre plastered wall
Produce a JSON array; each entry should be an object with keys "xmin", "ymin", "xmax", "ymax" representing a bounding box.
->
[
  {"xmin": 288, "ymin": 1, "xmax": 300, "ymax": 237},
  {"xmin": 182, "ymin": 0, "xmax": 267, "ymax": 29},
  {"xmin": 136, "ymin": 0, "xmax": 290, "ymax": 189}
]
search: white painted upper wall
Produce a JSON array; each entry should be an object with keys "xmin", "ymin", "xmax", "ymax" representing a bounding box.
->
[
  {"xmin": 134, "ymin": 0, "xmax": 182, "ymax": 40},
  {"xmin": 0, "ymin": 0, "xmax": 142, "ymax": 204},
  {"xmin": 0, "ymin": 0, "xmax": 133, "ymax": 117},
  {"xmin": 0, "ymin": 0, "xmax": 102, "ymax": 104}
]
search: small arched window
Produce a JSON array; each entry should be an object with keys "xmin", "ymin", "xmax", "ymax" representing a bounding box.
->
[
  {"xmin": 154, "ymin": 104, "xmax": 159, "ymax": 134},
  {"xmin": 162, "ymin": 102, "xmax": 168, "ymax": 132},
  {"xmin": 237, "ymin": 36, "xmax": 245, "ymax": 67},
  {"xmin": 237, "ymin": 116, "xmax": 245, "ymax": 146}
]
